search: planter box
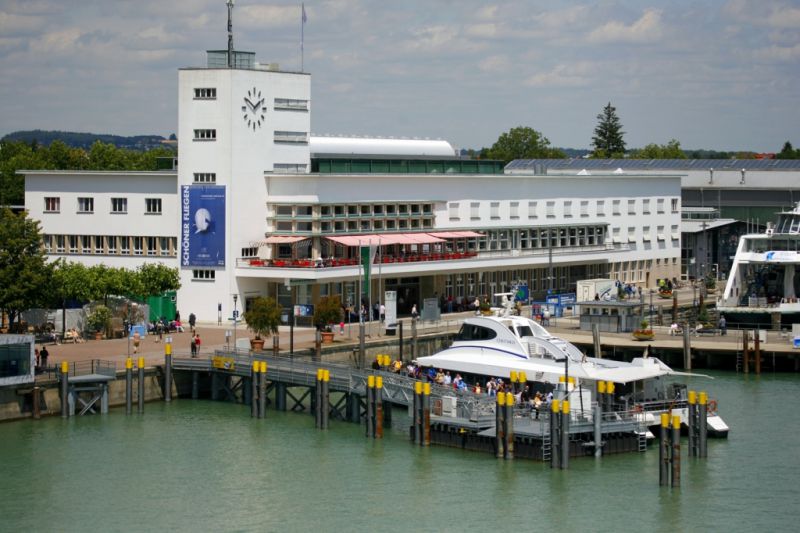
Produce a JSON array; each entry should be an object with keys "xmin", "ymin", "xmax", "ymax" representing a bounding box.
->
[
  {"xmin": 632, "ymin": 331, "xmax": 654, "ymax": 341},
  {"xmin": 250, "ymin": 338, "xmax": 265, "ymax": 351},
  {"xmin": 321, "ymin": 331, "xmax": 335, "ymax": 344}
]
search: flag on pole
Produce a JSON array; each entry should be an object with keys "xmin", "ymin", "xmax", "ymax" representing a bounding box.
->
[
  {"xmin": 302, "ymin": 3, "xmax": 307, "ymax": 24},
  {"xmin": 301, "ymin": 3, "xmax": 307, "ymax": 71}
]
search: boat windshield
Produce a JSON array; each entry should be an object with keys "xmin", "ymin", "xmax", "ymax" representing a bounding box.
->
[
  {"xmin": 455, "ymin": 323, "xmax": 498, "ymax": 341},
  {"xmin": 514, "ymin": 325, "xmax": 534, "ymax": 338}
]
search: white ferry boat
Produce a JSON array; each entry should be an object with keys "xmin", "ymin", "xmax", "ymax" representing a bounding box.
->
[
  {"xmin": 415, "ymin": 311, "xmax": 729, "ymax": 437},
  {"xmin": 718, "ymin": 201, "xmax": 800, "ymax": 327}
]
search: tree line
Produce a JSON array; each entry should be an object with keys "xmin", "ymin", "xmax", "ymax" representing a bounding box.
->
[
  {"xmin": 0, "ymin": 139, "xmax": 175, "ymax": 207},
  {"xmin": 0, "ymin": 208, "xmax": 180, "ymax": 332},
  {"xmin": 479, "ymin": 102, "xmax": 798, "ymax": 163}
]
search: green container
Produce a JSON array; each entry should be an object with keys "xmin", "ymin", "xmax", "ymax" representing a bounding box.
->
[{"xmin": 147, "ymin": 291, "xmax": 177, "ymax": 322}]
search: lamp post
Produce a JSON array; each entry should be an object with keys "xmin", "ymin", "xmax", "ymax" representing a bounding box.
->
[
  {"xmin": 649, "ymin": 289, "xmax": 654, "ymax": 326},
  {"xmin": 233, "ymin": 294, "xmax": 238, "ymax": 352}
]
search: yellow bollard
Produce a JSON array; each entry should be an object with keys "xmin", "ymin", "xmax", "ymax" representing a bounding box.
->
[
  {"xmin": 415, "ymin": 381, "xmax": 422, "ymax": 394},
  {"xmin": 598, "ymin": 380, "xmax": 606, "ymax": 394},
  {"xmin": 498, "ymin": 392, "xmax": 506, "ymax": 406},
  {"xmin": 518, "ymin": 371, "xmax": 527, "ymax": 383},
  {"xmin": 260, "ymin": 361, "xmax": 267, "ymax": 373},
  {"xmin": 607, "ymin": 382, "xmax": 615, "ymax": 394},
  {"xmin": 317, "ymin": 368, "xmax": 323, "ymax": 381},
  {"xmin": 61, "ymin": 360, "xmax": 69, "ymax": 373},
  {"xmin": 551, "ymin": 399, "xmax": 560, "ymax": 413},
  {"xmin": 165, "ymin": 342, "xmax": 172, "ymax": 356},
  {"xmin": 253, "ymin": 361, "xmax": 260, "ymax": 373},
  {"xmin": 367, "ymin": 375, "xmax": 375, "ymax": 388},
  {"xmin": 559, "ymin": 375, "xmax": 565, "ymax": 383},
  {"xmin": 126, "ymin": 357, "xmax": 133, "ymax": 370},
  {"xmin": 562, "ymin": 400, "xmax": 570, "ymax": 414},
  {"xmin": 376, "ymin": 376, "xmax": 383, "ymax": 389},
  {"xmin": 661, "ymin": 413, "xmax": 670, "ymax": 427},
  {"xmin": 510, "ymin": 371, "xmax": 518, "ymax": 383},
  {"xmin": 138, "ymin": 357, "xmax": 145, "ymax": 369},
  {"xmin": 423, "ymin": 382, "xmax": 431, "ymax": 396},
  {"xmin": 698, "ymin": 391, "xmax": 708, "ymax": 405},
  {"xmin": 688, "ymin": 390, "xmax": 697, "ymax": 404},
  {"xmin": 323, "ymin": 369, "xmax": 330, "ymax": 382}
]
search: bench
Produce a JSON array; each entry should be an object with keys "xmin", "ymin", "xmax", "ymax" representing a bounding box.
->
[{"xmin": 695, "ymin": 328, "xmax": 719, "ymax": 337}]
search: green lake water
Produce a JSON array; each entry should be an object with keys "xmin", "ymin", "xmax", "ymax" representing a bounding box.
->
[{"xmin": 1, "ymin": 371, "xmax": 798, "ymax": 532}]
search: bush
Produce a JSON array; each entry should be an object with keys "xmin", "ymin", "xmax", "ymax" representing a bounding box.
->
[
  {"xmin": 243, "ymin": 297, "xmax": 282, "ymax": 340},
  {"xmin": 314, "ymin": 296, "xmax": 342, "ymax": 332},
  {"xmin": 87, "ymin": 305, "xmax": 112, "ymax": 335}
]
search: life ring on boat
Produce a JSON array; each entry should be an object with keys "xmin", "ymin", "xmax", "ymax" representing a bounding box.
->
[
  {"xmin": 633, "ymin": 404, "xmax": 643, "ymax": 413},
  {"xmin": 707, "ymin": 399, "xmax": 718, "ymax": 413}
]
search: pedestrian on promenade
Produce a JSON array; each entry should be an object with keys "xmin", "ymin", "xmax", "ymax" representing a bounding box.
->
[
  {"xmin": 40, "ymin": 345, "xmax": 49, "ymax": 369},
  {"xmin": 411, "ymin": 304, "xmax": 419, "ymax": 320},
  {"xmin": 188, "ymin": 312, "xmax": 196, "ymax": 333},
  {"xmin": 719, "ymin": 315, "xmax": 727, "ymax": 336},
  {"xmin": 190, "ymin": 335, "xmax": 197, "ymax": 357},
  {"xmin": 194, "ymin": 334, "xmax": 201, "ymax": 355},
  {"xmin": 133, "ymin": 330, "xmax": 141, "ymax": 354}
]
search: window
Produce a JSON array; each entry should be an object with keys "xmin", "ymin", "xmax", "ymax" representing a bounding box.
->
[
  {"xmin": 564, "ymin": 201, "xmax": 572, "ymax": 217},
  {"xmin": 146, "ymin": 237, "xmax": 157, "ymax": 255},
  {"xmin": 94, "ymin": 236, "xmax": 103, "ymax": 254},
  {"xmin": 628, "ymin": 227, "xmax": 636, "ymax": 243},
  {"xmin": 597, "ymin": 200, "xmax": 605, "ymax": 216},
  {"xmin": 449, "ymin": 202, "xmax": 460, "ymax": 221},
  {"xmin": 194, "ymin": 88, "xmax": 217, "ymax": 99},
  {"xmin": 273, "ymin": 163, "xmax": 308, "ymax": 173},
  {"xmin": 580, "ymin": 201, "xmax": 589, "ymax": 217},
  {"xmin": 78, "ymin": 197, "xmax": 94, "ymax": 213},
  {"xmin": 146, "ymin": 198, "xmax": 162, "ymax": 214},
  {"xmin": 510, "ymin": 201, "xmax": 519, "ymax": 219},
  {"xmin": 242, "ymin": 247, "xmax": 258, "ymax": 258},
  {"xmin": 546, "ymin": 201, "xmax": 555, "ymax": 218},
  {"xmin": 528, "ymin": 201, "xmax": 537, "ymax": 219},
  {"xmin": 107, "ymin": 236, "xmax": 117, "ymax": 254},
  {"xmin": 490, "ymin": 202, "xmax": 500, "ymax": 219},
  {"xmin": 612, "ymin": 227, "xmax": 621, "ymax": 243},
  {"xmin": 68, "ymin": 235, "xmax": 78, "ymax": 253},
  {"xmin": 193, "ymin": 129, "xmax": 217, "ymax": 141},
  {"xmin": 192, "ymin": 269, "xmax": 216, "ymax": 281},
  {"xmin": 193, "ymin": 172, "xmax": 216, "ymax": 183},
  {"xmin": 627, "ymin": 199, "xmax": 636, "ymax": 215},
  {"xmin": 274, "ymin": 131, "xmax": 308, "ymax": 143},
  {"xmin": 133, "ymin": 236, "xmax": 143, "ymax": 255},
  {"xmin": 642, "ymin": 226, "xmax": 652, "ymax": 241},
  {"xmin": 55, "ymin": 235, "xmax": 65, "ymax": 253},
  {"xmin": 612, "ymin": 199, "xmax": 620, "ymax": 216},
  {"xmin": 43, "ymin": 235, "xmax": 52, "ymax": 253},
  {"xmin": 470, "ymin": 202, "xmax": 480, "ymax": 220},
  {"xmin": 657, "ymin": 198, "xmax": 665, "ymax": 214},
  {"xmin": 81, "ymin": 236, "xmax": 91, "ymax": 254},
  {"xmin": 657, "ymin": 226, "xmax": 666, "ymax": 241},
  {"xmin": 44, "ymin": 197, "xmax": 60, "ymax": 213},
  {"xmin": 120, "ymin": 236, "xmax": 130, "ymax": 255},
  {"xmin": 274, "ymin": 98, "xmax": 309, "ymax": 111},
  {"xmin": 111, "ymin": 198, "xmax": 127, "ymax": 213},
  {"xmin": 160, "ymin": 237, "xmax": 171, "ymax": 256},
  {"xmin": 671, "ymin": 225, "xmax": 680, "ymax": 241},
  {"xmin": 643, "ymin": 199, "xmax": 651, "ymax": 214},
  {"xmin": 671, "ymin": 198, "xmax": 679, "ymax": 213}
]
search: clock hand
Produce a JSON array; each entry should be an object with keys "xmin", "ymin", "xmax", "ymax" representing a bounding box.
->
[
  {"xmin": 244, "ymin": 98, "xmax": 255, "ymax": 111},
  {"xmin": 253, "ymin": 99, "xmax": 264, "ymax": 112}
]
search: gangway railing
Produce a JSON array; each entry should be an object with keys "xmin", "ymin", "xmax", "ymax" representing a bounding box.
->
[{"xmin": 55, "ymin": 359, "xmax": 116, "ymax": 381}]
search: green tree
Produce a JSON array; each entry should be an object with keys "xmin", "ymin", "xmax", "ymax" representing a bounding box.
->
[
  {"xmin": 777, "ymin": 141, "xmax": 799, "ymax": 159},
  {"xmin": 0, "ymin": 208, "xmax": 52, "ymax": 329},
  {"xmin": 51, "ymin": 260, "xmax": 93, "ymax": 337},
  {"xmin": 244, "ymin": 297, "xmax": 282, "ymax": 340},
  {"xmin": 136, "ymin": 263, "xmax": 181, "ymax": 297},
  {"xmin": 629, "ymin": 139, "xmax": 687, "ymax": 159},
  {"xmin": 591, "ymin": 102, "xmax": 626, "ymax": 157},
  {"xmin": 486, "ymin": 126, "xmax": 565, "ymax": 163},
  {"xmin": 87, "ymin": 264, "xmax": 127, "ymax": 305}
]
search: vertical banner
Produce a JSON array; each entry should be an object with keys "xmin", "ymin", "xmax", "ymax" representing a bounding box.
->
[
  {"xmin": 360, "ymin": 244, "xmax": 377, "ymax": 298},
  {"xmin": 181, "ymin": 185, "xmax": 226, "ymax": 267},
  {"xmin": 384, "ymin": 290, "xmax": 397, "ymax": 326}
]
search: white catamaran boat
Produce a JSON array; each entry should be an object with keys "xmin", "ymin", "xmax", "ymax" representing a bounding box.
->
[
  {"xmin": 416, "ymin": 305, "xmax": 729, "ymax": 437},
  {"xmin": 718, "ymin": 201, "xmax": 800, "ymax": 327}
]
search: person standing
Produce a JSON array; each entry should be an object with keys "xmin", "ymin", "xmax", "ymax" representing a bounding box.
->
[
  {"xmin": 719, "ymin": 315, "xmax": 727, "ymax": 336},
  {"xmin": 411, "ymin": 304, "xmax": 419, "ymax": 320},
  {"xmin": 194, "ymin": 334, "xmax": 201, "ymax": 355},
  {"xmin": 379, "ymin": 302, "xmax": 386, "ymax": 323},
  {"xmin": 190, "ymin": 335, "xmax": 197, "ymax": 357},
  {"xmin": 40, "ymin": 345, "xmax": 49, "ymax": 369},
  {"xmin": 188, "ymin": 312, "xmax": 196, "ymax": 333},
  {"xmin": 133, "ymin": 330, "xmax": 141, "ymax": 354}
]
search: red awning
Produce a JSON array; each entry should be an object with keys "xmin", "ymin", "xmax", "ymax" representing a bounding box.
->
[
  {"xmin": 427, "ymin": 231, "xmax": 483, "ymax": 238},
  {"xmin": 259, "ymin": 236, "xmax": 309, "ymax": 244},
  {"xmin": 325, "ymin": 233, "xmax": 446, "ymax": 246}
]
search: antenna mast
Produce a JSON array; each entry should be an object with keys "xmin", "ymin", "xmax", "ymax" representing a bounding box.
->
[{"xmin": 226, "ymin": 0, "xmax": 235, "ymax": 68}]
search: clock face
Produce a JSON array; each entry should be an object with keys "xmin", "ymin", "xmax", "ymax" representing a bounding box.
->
[{"xmin": 242, "ymin": 87, "xmax": 265, "ymax": 130}]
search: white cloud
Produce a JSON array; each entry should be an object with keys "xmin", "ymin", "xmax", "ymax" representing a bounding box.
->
[
  {"xmin": 524, "ymin": 64, "xmax": 591, "ymax": 88},
  {"xmin": 478, "ymin": 54, "xmax": 510, "ymax": 73},
  {"xmin": 466, "ymin": 23, "xmax": 498, "ymax": 39},
  {"xmin": 587, "ymin": 8, "xmax": 663, "ymax": 44},
  {"xmin": 0, "ymin": 11, "xmax": 46, "ymax": 36},
  {"xmin": 237, "ymin": 5, "xmax": 299, "ymax": 29},
  {"xmin": 753, "ymin": 43, "xmax": 800, "ymax": 62}
]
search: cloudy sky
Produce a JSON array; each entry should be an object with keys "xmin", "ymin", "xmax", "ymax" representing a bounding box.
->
[{"xmin": 1, "ymin": 0, "xmax": 798, "ymax": 152}]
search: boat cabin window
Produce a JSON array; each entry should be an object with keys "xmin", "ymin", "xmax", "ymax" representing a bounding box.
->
[
  {"xmin": 514, "ymin": 325, "xmax": 534, "ymax": 338},
  {"xmin": 456, "ymin": 324, "xmax": 497, "ymax": 341}
]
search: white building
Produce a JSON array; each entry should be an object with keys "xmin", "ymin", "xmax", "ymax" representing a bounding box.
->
[{"xmin": 23, "ymin": 36, "xmax": 683, "ymax": 322}]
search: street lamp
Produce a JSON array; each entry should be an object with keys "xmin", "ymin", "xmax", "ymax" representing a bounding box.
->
[
  {"xmin": 649, "ymin": 289, "xmax": 654, "ymax": 326},
  {"xmin": 232, "ymin": 294, "xmax": 238, "ymax": 352}
]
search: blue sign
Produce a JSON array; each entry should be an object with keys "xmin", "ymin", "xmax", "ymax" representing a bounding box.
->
[
  {"xmin": 512, "ymin": 281, "xmax": 529, "ymax": 303},
  {"xmin": 181, "ymin": 185, "xmax": 225, "ymax": 267},
  {"xmin": 546, "ymin": 293, "xmax": 577, "ymax": 308},
  {"xmin": 232, "ymin": 310, "xmax": 239, "ymax": 319}
]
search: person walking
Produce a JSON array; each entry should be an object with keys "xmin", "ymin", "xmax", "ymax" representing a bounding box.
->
[
  {"xmin": 133, "ymin": 330, "xmax": 141, "ymax": 354},
  {"xmin": 188, "ymin": 312, "xmax": 196, "ymax": 333},
  {"xmin": 411, "ymin": 304, "xmax": 419, "ymax": 320},
  {"xmin": 194, "ymin": 334, "xmax": 201, "ymax": 356},
  {"xmin": 719, "ymin": 315, "xmax": 727, "ymax": 336},
  {"xmin": 190, "ymin": 335, "xmax": 197, "ymax": 357}
]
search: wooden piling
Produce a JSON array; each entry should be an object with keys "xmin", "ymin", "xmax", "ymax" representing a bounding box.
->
[
  {"xmin": 321, "ymin": 370, "xmax": 330, "ymax": 430},
  {"xmin": 754, "ymin": 330, "xmax": 761, "ymax": 374},
  {"xmin": 698, "ymin": 391, "xmax": 708, "ymax": 458},
  {"xmin": 422, "ymin": 382, "xmax": 431, "ymax": 447},
  {"xmin": 366, "ymin": 375, "xmax": 374, "ymax": 438},
  {"xmin": 659, "ymin": 413, "xmax": 669, "ymax": 486},
  {"xmin": 60, "ymin": 361, "xmax": 69, "ymax": 418},
  {"xmin": 125, "ymin": 357, "xmax": 133, "ymax": 415},
  {"xmin": 258, "ymin": 362, "xmax": 267, "ymax": 418},
  {"xmin": 671, "ymin": 415, "xmax": 681, "ymax": 488},
  {"xmin": 33, "ymin": 386, "xmax": 41, "ymax": 420},
  {"xmin": 252, "ymin": 361, "xmax": 260, "ymax": 418},
  {"xmin": 743, "ymin": 330, "xmax": 750, "ymax": 373},
  {"xmin": 550, "ymin": 399, "xmax": 560, "ymax": 469},
  {"xmin": 137, "ymin": 357, "xmax": 145, "ymax": 414},
  {"xmin": 412, "ymin": 381, "xmax": 421, "ymax": 443},
  {"xmin": 592, "ymin": 323, "xmax": 602, "ymax": 358},
  {"xmin": 399, "ymin": 321, "xmax": 404, "ymax": 362},
  {"xmin": 561, "ymin": 400, "xmax": 570, "ymax": 470},
  {"xmin": 682, "ymin": 326, "xmax": 692, "ymax": 370},
  {"xmin": 315, "ymin": 369, "xmax": 322, "ymax": 428},
  {"xmin": 375, "ymin": 376, "xmax": 384, "ymax": 439},
  {"xmin": 593, "ymin": 402, "xmax": 602, "ymax": 458},
  {"xmin": 411, "ymin": 318, "xmax": 418, "ymax": 360},
  {"xmin": 687, "ymin": 390, "xmax": 696, "ymax": 457},
  {"xmin": 504, "ymin": 392, "xmax": 514, "ymax": 460},
  {"xmin": 496, "ymin": 392, "xmax": 506, "ymax": 459},
  {"xmin": 164, "ymin": 342, "xmax": 172, "ymax": 402}
]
